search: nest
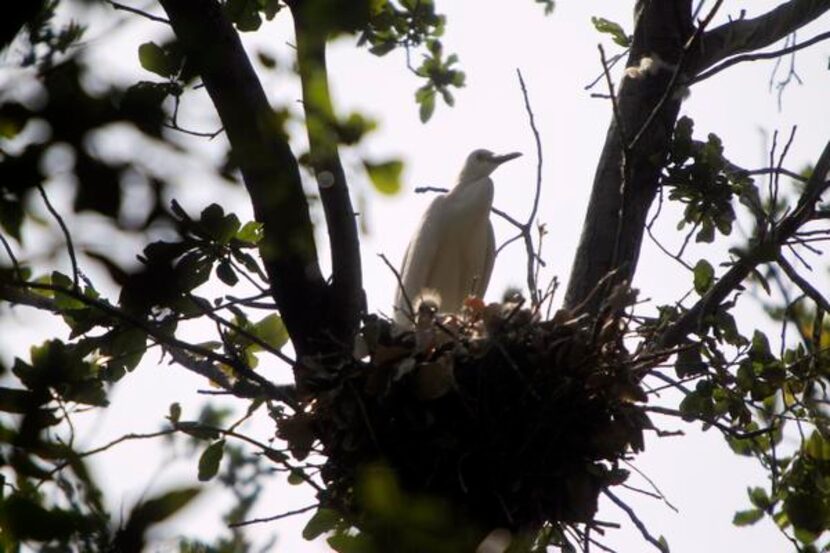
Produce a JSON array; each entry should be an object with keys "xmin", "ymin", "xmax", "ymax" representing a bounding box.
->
[{"xmin": 281, "ymin": 297, "xmax": 652, "ymax": 533}]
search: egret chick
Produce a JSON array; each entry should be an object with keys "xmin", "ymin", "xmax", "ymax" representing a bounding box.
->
[{"xmin": 394, "ymin": 149, "xmax": 521, "ymax": 325}]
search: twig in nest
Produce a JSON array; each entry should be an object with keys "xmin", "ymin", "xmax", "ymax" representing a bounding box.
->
[
  {"xmin": 516, "ymin": 68, "xmax": 545, "ymax": 306},
  {"xmin": 378, "ymin": 252, "xmax": 414, "ymax": 323}
]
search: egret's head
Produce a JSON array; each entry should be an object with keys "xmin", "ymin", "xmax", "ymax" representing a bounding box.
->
[{"xmin": 458, "ymin": 149, "xmax": 522, "ymax": 183}]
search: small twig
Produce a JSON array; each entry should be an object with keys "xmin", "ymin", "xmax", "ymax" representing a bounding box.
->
[
  {"xmin": 516, "ymin": 68, "xmax": 545, "ymax": 306},
  {"xmin": 0, "ymin": 232, "xmax": 23, "ymax": 281},
  {"xmin": 163, "ymin": 122, "xmax": 225, "ymax": 139},
  {"xmin": 603, "ymin": 489, "xmax": 668, "ymax": 553},
  {"xmin": 43, "ymin": 429, "xmax": 176, "ymax": 481},
  {"xmin": 106, "ymin": 0, "xmax": 170, "ymax": 24},
  {"xmin": 777, "ymin": 256, "xmax": 830, "ymax": 313},
  {"xmin": 378, "ymin": 253, "xmax": 413, "ymax": 322},
  {"xmin": 36, "ymin": 183, "xmax": 79, "ymax": 289},
  {"xmin": 620, "ymin": 483, "xmax": 679, "ymax": 513},
  {"xmin": 643, "ymin": 405, "xmax": 776, "ymax": 440},
  {"xmin": 193, "ymin": 299, "xmax": 296, "ymax": 366},
  {"xmin": 622, "ymin": 458, "xmax": 678, "ymax": 513},
  {"xmin": 584, "ymin": 49, "xmax": 629, "ymax": 91},
  {"xmin": 597, "ymin": 45, "xmax": 627, "ymax": 143},
  {"xmin": 228, "ymin": 503, "xmax": 318, "ymax": 528},
  {"xmin": 413, "ymin": 186, "xmax": 448, "ymax": 194}
]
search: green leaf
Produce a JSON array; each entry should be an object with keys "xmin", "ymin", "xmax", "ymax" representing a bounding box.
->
[
  {"xmin": 216, "ymin": 260, "xmax": 238, "ymax": 286},
  {"xmin": 750, "ymin": 330, "xmax": 773, "ymax": 359},
  {"xmin": 733, "ymin": 508, "xmax": 764, "ymax": 527},
  {"xmin": 198, "ymin": 439, "xmax": 225, "ymax": 481},
  {"xmin": 235, "ymin": 221, "xmax": 264, "ymax": 244},
  {"xmin": 302, "ymin": 508, "xmax": 341, "ymax": 540},
  {"xmin": 127, "ymin": 487, "xmax": 201, "ymax": 526},
  {"xmin": 0, "ymin": 493, "xmax": 92, "ymax": 542},
  {"xmin": 418, "ymin": 88, "xmax": 436, "ymax": 122},
  {"xmin": 327, "ymin": 532, "xmax": 374, "ymax": 553},
  {"xmin": 176, "ymin": 421, "xmax": 220, "ymax": 441},
  {"xmin": 675, "ymin": 346, "xmax": 707, "ymax": 378},
  {"xmin": 138, "ymin": 42, "xmax": 178, "ymax": 78},
  {"xmin": 784, "ymin": 492, "xmax": 828, "ymax": 535},
  {"xmin": 252, "ymin": 314, "xmax": 289, "ymax": 351},
  {"xmin": 174, "ymin": 252, "xmax": 212, "ymax": 292},
  {"xmin": 747, "ymin": 487, "xmax": 771, "ymax": 510},
  {"xmin": 104, "ymin": 327, "xmax": 147, "ymax": 374},
  {"xmin": 591, "ymin": 17, "xmax": 631, "ymax": 47},
  {"xmin": 693, "ymin": 259, "xmax": 714, "ymax": 295},
  {"xmin": 369, "ymin": 41, "xmax": 396, "ymax": 56},
  {"xmin": 364, "ymin": 159, "xmax": 404, "ymax": 195},
  {"xmin": 200, "ymin": 204, "xmax": 240, "ymax": 244},
  {"xmin": 805, "ymin": 430, "xmax": 830, "ymax": 461},
  {"xmin": 288, "ymin": 469, "xmax": 306, "ymax": 485}
]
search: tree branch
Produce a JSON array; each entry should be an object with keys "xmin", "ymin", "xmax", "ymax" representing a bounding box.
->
[
  {"xmin": 0, "ymin": 281, "xmax": 297, "ymax": 405},
  {"xmin": 655, "ymin": 140, "xmax": 830, "ymax": 349},
  {"xmin": 777, "ymin": 255, "xmax": 830, "ymax": 313},
  {"xmin": 693, "ymin": 0, "xmax": 830, "ymax": 74},
  {"xmin": 157, "ymin": 0, "xmax": 328, "ymax": 357},
  {"xmin": 291, "ymin": 5, "xmax": 364, "ymax": 345},
  {"xmin": 564, "ymin": 0, "xmax": 694, "ymax": 314},
  {"xmin": 692, "ymin": 29, "xmax": 830, "ymax": 85}
]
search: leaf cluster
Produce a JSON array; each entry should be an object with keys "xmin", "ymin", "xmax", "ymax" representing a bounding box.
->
[{"xmin": 358, "ymin": 0, "xmax": 464, "ymax": 122}]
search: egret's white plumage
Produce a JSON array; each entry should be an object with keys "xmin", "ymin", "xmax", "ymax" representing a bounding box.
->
[{"xmin": 394, "ymin": 149, "xmax": 521, "ymax": 324}]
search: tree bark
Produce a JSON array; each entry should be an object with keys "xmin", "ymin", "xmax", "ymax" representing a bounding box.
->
[
  {"xmin": 565, "ymin": 0, "xmax": 830, "ymax": 316},
  {"xmin": 158, "ymin": 0, "xmax": 329, "ymax": 357},
  {"xmin": 564, "ymin": 0, "xmax": 694, "ymax": 314},
  {"xmin": 292, "ymin": 5, "xmax": 365, "ymax": 348}
]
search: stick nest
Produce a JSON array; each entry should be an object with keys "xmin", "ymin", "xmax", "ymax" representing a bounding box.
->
[{"xmin": 281, "ymin": 296, "xmax": 652, "ymax": 532}]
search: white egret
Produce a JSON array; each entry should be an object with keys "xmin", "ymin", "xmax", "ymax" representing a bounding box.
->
[{"xmin": 394, "ymin": 148, "xmax": 522, "ymax": 325}]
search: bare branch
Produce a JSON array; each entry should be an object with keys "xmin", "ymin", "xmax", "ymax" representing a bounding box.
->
[
  {"xmin": 378, "ymin": 253, "xmax": 413, "ymax": 324},
  {"xmin": 693, "ymin": 29, "xmax": 830, "ymax": 85},
  {"xmin": 0, "ymin": 233, "xmax": 23, "ymax": 281},
  {"xmin": 694, "ymin": 0, "xmax": 830, "ymax": 75},
  {"xmin": 517, "ymin": 68, "xmax": 544, "ymax": 306},
  {"xmin": 777, "ymin": 255, "xmax": 830, "ymax": 313},
  {"xmin": 36, "ymin": 183, "xmax": 79, "ymax": 289},
  {"xmin": 106, "ymin": 1, "xmax": 170, "ymax": 24},
  {"xmin": 603, "ymin": 489, "xmax": 668, "ymax": 553},
  {"xmin": 229, "ymin": 503, "xmax": 318, "ymax": 528}
]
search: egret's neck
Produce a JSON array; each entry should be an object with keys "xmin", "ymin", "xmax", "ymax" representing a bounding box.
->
[
  {"xmin": 457, "ymin": 165, "xmax": 493, "ymax": 184},
  {"xmin": 449, "ymin": 175, "xmax": 494, "ymax": 212}
]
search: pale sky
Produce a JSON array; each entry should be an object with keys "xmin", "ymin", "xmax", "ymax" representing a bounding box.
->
[{"xmin": 2, "ymin": 1, "xmax": 830, "ymax": 551}]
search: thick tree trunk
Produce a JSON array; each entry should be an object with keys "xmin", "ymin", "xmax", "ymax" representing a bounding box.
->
[
  {"xmin": 564, "ymin": 1, "xmax": 694, "ymax": 314},
  {"xmin": 159, "ymin": 0, "xmax": 331, "ymax": 358}
]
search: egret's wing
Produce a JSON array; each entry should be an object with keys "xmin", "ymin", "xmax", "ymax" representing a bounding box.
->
[
  {"xmin": 394, "ymin": 196, "xmax": 448, "ymax": 321},
  {"xmin": 478, "ymin": 221, "xmax": 496, "ymax": 297}
]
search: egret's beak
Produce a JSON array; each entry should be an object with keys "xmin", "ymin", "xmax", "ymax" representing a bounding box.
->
[{"xmin": 493, "ymin": 152, "xmax": 522, "ymax": 165}]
